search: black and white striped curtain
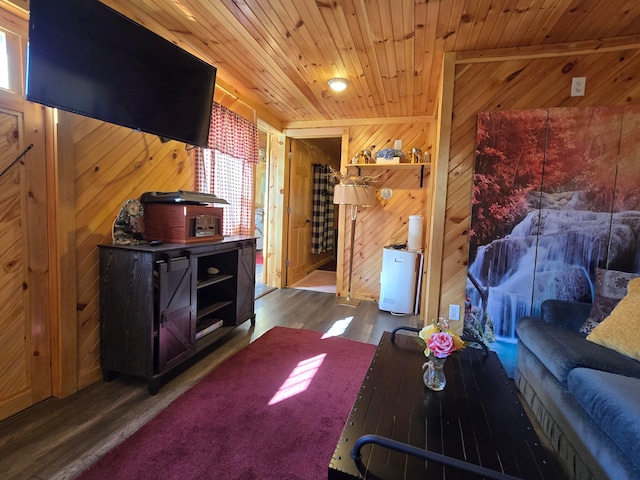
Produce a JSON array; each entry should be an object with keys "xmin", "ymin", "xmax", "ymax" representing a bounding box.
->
[{"xmin": 311, "ymin": 164, "xmax": 335, "ymax": 254}]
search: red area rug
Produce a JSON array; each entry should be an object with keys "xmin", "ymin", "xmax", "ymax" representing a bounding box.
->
[{"xmin": 79, "ymin": 327, "xmax": 375, "ymax": 480}]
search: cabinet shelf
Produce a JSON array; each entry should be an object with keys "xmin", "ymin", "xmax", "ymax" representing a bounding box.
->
[
  {"xmin": 195, "ymin": 325, "xmax": 235, "ymax": 351},
  {"xmin": 197, "ymin": 273, "xmax": 234, "ymax": 289},
  {"xmin": 195, "ymin": 317, "xmax": 223, "ymax": 340},
  {"xmin": 197, "ymin": 300, "xmax": 233, "ymax": 320}
]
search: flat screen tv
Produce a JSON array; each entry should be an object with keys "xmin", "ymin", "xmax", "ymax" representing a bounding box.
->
[{"xmin": 26, "ymin": 0, "xmax": 216, "ymax": 148}]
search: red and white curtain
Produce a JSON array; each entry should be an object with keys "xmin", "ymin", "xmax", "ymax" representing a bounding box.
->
[{"xmin": 195, "ymin": 103, "xmax": 259, "ymax": 236}]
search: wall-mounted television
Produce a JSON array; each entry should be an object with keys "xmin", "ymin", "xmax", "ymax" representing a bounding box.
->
[{"xmin": 26, "ymin": 0, "xmax": 216, "ymax": 148}]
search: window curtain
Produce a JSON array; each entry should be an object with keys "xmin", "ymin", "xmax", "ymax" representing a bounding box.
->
[
  {"xmin": 311, "ymin": 164, "xmax": 335, "ymax": 254},
  {"xmin": 195, "ymin": 103, "xmax": 259, "ymax": 236}
]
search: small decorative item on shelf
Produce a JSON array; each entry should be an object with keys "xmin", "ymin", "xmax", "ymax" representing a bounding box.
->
[
  {"xmin": 374, "ymin": 147, "xmax": 404, "ymax": 164},
  {"xmin": 409, "ymin": 148, "xmax": 422, "ymax": 163},
  {"xmin": 360, "ymin": 148, "xmax": 373, "ymax": 164},
  {"xmin": 418, "ymin": 317, "xmax": 466, "ymax": 391},
  {"xmin": 351, "ymin": 145, "xmax": 376, "ymax": 164}
]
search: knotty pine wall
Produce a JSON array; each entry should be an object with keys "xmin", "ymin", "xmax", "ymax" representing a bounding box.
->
[
  {"xmin": 69, "ymin": 89, "xmax": 255, "ymax": 389},
  {"xmin": 66, "ymin": 45, "xmax": 640, "ymax": 390},
  {"xmin": 70, "ymin": 113, "xmax": 194, "ymax": 387},
  {"xmin": 336, "ymin": 122, "xmax": 434, "ymax": 301},
  {"xmin": 436, "ymin": 46, "xmax": 640, "ymax": 328}
]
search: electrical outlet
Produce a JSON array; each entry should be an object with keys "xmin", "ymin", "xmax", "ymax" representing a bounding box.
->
[
  {"xmin": 571, "ymin": 77, "xmax": 586, "ymax": 97},
  {"xmin": 449, "ymin": 304, "xmax": 461, "ymax": 321}
]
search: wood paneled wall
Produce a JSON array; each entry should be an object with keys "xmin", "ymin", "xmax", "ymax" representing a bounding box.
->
[
  {"xmin": 70, "ymin": 114, "xmax": 194, "ymax": 387},
  {"xmin": 436, "ymin": 46, "xmax": 640, "ymax": 329},
  {"xmin": 347, "ymin": 123, "xmax": 433, "ymax": 162},
  {"xmin": 70, "ymin": 88, "xmax": 257, "ymax": 388},
  {"xmin": 337, "ymin": 123, "xmax": 433, "ymax": 301},
  {"xmin": 55, "ymin": 45, "xmax": 640, "ymax": 394},
  {"xmin": 50, "ymin": 40, "xmax": 640, "ymax": 395}
]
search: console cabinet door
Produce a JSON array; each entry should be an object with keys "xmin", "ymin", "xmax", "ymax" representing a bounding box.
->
[
  {"xmin": 236, "ymin": 241, "xmax": 256, "ymax": 324},
  {"xmin": 157, "ymin": 255, "xmax": 196, "ymax": 373},
  {"xmin": 100, "ymin": 249, "xmax": 155, "ymax": 379}
]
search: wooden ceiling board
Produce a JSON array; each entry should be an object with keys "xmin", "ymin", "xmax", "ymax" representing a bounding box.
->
[
  {"xmin": 97, "ymin": 0, "xmax": 640, "ymax": 124},
  {"xmin": 226, "ymin": 0, "xmax": 358, "ymax": 119},
  {"xmin": 293, "ymin": 1, "xmax": 369, "ymax": 118},
  {"xmin": 420, "ymin": 0, "xmax": 444, "ymax": 116},
  {"xmin": 163, "ymin": 0, "xmax": 322, "ymax": 120},
  {"xmin": 193, "ymin": 1, "xmax": 324, "ymax": 117},
  {"xmin": 339, "ymin": 1, "xmax": 389, "ymax": 115},
  {"xmin": 618, "ymin": 4, "xmax": 640, "ymax": 38},
  {"xmin": 322, "ymin": 4, "xmax": 378, "ymax": 116}
]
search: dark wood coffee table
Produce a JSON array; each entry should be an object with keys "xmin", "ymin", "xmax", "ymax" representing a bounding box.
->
[{"xmin": 328, "ymin": 330, "xmax": 567, "ymax": 480}]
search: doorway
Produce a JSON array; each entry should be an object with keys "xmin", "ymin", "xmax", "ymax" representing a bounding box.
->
[
  {"xmin": 255, "ymin": 128, "xmax": 275, "ymax": 299},
  {"xmin": 286, "ymin": 137, "xmax": 341, "ymax": 292}
]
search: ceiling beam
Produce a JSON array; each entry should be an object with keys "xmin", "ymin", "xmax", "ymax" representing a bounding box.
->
[
  {"xmin": 455, "ymin": 34, "xmax": 640, "ymax": 64},
  {"xmin": 283, "ymin": 115, "xmax": 434, "ymax": 130}
]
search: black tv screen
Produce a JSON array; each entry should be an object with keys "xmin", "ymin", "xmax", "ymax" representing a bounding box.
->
[{"xmin": 26, "ymin": 0, "xmax": 216, "ymax": 148}]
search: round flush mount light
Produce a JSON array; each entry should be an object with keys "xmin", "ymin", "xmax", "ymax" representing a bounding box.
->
[{"xmin": 328, "ymin": 78, "xmax": 349, "ymax": 92}]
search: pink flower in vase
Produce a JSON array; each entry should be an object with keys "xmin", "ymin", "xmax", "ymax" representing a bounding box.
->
[{"xmin": 427, "ymin": 332, "xmax": 455, "ymax": 358}]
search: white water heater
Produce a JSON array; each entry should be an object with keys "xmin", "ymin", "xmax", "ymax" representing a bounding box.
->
[{"xmin": 379, "ymin": 247, "xmax": 423, "ymax": 314}]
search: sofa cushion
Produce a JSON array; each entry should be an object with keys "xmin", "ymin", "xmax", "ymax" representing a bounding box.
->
[
  {"xmin": 587, "ymin": 277, "xmax": 640, "ymax": 361},
  {"xmin": 568, "ymin": 368, "xmax": 640, "ymax": 473},
  {"xmin": 517, "ymin": 316, "xmax": 640, "ymax": 385},
  {"xmin": 580, "ymin": 268, "xmax": 640, "ymax": 334},
  {"xmin": 516, "ymin": 344, "xmax": 640, "ymax": 480},
  {"xmin": 540, "ymin": 299, "xmax": 592, "ymax": 331}
]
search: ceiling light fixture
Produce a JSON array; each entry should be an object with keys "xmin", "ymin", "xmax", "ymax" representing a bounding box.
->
[{"xmin": 328, "ymin": 78, "xmax": 349, "ymax": 92}]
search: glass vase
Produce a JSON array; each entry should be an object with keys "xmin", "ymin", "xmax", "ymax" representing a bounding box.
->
[{"xmin": 422, "ymin": 354, "xmax": 447, "ymax": 391}]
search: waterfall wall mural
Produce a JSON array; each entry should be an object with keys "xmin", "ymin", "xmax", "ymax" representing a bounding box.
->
[{"xmin": 467, "ymin": 105, "xmax": 640, "ymax": 355}]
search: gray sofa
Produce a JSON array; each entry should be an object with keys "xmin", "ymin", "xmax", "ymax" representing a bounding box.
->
[{"xmin": 515, "ymin": 299, "xmax": 640, "ymax": 480}]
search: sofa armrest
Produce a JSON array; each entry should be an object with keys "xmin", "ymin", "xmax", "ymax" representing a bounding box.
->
[{"xmin": 540, "ymin": 299, "xmax": 592, "ymax": 331}]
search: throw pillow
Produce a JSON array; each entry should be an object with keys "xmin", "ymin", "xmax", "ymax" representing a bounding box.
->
[
  {"xmin": 579, "ymin": 268, "xmax": 640, "ymax": 334},
  {"xmin": 587, "ymin": 277, "xmax": 640, "ymax": 362}
]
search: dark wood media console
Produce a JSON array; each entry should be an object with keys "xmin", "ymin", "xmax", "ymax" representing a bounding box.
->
[{"xmin": 99, "ymin": 236, "xmax": 256, "ymax": 394}]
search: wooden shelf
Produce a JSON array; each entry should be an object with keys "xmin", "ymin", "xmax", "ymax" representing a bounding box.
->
[
  {"xmin": 347, "ymin": 162, "xmax": 430, "ymax": 170},
  {"xmin": 195, "ymin": 325, "xmax": 235, "ymax": 351},
  {"xmin": 197, "ymin": 300, "xmax": 233, "ymax": 320},
  {"xmin": 346, "ymin": 162, "xmax": 431, "ymax": 187},
  {"xmin": 197, "ymin": 274, "xmax": 234, "ymax": 289},
  {"xmin": 195, "ymin": 317, "xmax": 223, "ymax": 340}
]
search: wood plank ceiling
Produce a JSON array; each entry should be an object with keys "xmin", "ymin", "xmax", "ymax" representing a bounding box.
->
[{"xmin": 101, "ymin": 0, "xmax": 640, "ymax": 126}]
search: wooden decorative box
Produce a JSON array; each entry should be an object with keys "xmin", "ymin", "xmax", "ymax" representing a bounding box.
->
[{"xmin": 143, "ymin": 203, "xmax": 224, "ymax": 243}]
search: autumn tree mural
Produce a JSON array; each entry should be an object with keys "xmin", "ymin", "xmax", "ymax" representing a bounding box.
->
[{"xmin": 468, "ymin": 105, "xmax": 640, "ymax": 374}]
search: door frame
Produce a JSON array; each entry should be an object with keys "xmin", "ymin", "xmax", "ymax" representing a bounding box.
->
[
  {"xmin": 282, "ymin": 128, "xmax": 345, "ymax": 288},
  {"xmin": 259, "ymin": 124, "xmax": 346, "ymax": 290}
]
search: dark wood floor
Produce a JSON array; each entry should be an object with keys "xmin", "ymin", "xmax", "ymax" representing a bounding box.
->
[{"xmin": 0, "ymin": 288, "xmax": 420, "ymax": 480}]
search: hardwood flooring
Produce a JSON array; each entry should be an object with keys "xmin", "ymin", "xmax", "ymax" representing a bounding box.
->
[{"xmin": 0, "ymin": 288, "xmax": 420, "ymax": 480}]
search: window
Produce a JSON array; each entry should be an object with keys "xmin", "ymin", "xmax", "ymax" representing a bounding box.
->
[
  {"xmin": 0, "ymin": 31, "xmax": 8, "ymax": 90},
  {"xmin": 195, "ymin": 103, "xmax": 259, "ymax": 236},
  {"xmin": 0, "ymin": 26, "xmax": 22, "ymax": 97}
]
